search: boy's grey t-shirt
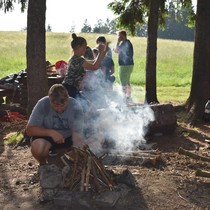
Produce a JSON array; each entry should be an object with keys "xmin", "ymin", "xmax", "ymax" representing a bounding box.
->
[{"xmin": 28, "ymin": 96, "xmax": 84, "ymax": 138}]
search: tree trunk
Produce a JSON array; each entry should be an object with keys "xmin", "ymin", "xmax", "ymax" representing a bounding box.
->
[
  {"xmin": 186, "ymin": 0, "xmax": 210, "ymax": 122},
  {"xmin": 26, "ymin": 0, "xmax": 48, "ymax": 116},
  {"xmin": 145, "ymin": 0, "xmax": 159, "ymax": 104}
]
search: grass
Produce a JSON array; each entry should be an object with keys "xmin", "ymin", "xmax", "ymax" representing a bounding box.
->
[
  {"xmin": 3, "ymin": 132, "xmax": 23, "ymax": 145},
  {"xmin": 0, "ymin": 31, "xmax": 194, "ymax": 104}
]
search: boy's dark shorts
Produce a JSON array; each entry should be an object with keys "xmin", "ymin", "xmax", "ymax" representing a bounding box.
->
[{"xmin": 31, "ymin": 136, "xmax": 73, "ymax": 150}]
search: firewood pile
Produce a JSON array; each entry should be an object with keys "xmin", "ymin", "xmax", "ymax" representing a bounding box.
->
[{"xmin": 61, "ymin": 146, "xmax": 116, "ymax": 192}]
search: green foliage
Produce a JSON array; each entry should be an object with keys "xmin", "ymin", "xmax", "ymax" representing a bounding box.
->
[
  {"xmin": 0, "ymin": 0, "xmax": 28, "ymax": 13},
  {"xmin": 0, "ymin": 31, "xmax": 194, "ymax": 104},
  {"xmin": 4, "ymin": 132, "xmax": 23, "ymax": 145},
  {"xmin": 80, "ymin": 18, "xmax": 117, "ymax": 34},
  {"xmin": 108, "ymin": 0, "xmax": 195, "ymax": 36},
  {"xmin": 81, "ymin": 19, "xmax": 92, "ymax": 33},
  {"xmin": 108, "ymin": 0, "xmax": 146, "ymax": 34},
  {"xmin": 92, "ymin": 18, "xmax": 115, "ymax": 34}
]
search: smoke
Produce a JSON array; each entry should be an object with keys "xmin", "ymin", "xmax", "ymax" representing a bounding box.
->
[
  {"xmin": 78, "ymin": 75, "xmax": 155, "ymax": 154},
  {"xmin": 98, "ymin": 99, "xmax": 155, "ymax": 152}
]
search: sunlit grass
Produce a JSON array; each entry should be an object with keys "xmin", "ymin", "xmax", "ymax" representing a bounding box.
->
[
  {"xmin": 0, "ymin": 31, "xmax": 194, "ymax": 104},
  {"xmin": 4, "ymin": 132, "xmax": 23, "ymax": 145}
]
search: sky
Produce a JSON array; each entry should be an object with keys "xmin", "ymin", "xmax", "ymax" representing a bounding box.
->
[
  {"xmin": 0, "ymin": 0, "xmax": 115, "ymax": 32},
  {"xmin": 0, "ymin": 0, "xmax": 197, "ymax": 33}
]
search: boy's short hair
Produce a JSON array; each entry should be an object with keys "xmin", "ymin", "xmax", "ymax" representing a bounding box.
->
[
  {"xmin": 48, "ymin": 84, "xmax": 69, "ymax": 104},
  {"xmin": 96, "ymin": 36, "xmax": 106, "ymax": 44},
  {"xmin": 118, "ymin": 30, "xmax": 127, "ymax": 37}
]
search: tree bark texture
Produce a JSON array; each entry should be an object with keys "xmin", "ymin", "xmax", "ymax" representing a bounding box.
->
[
  {"xmin": 145, "ymin": 0, "xmax": 159, "ymax": 104},
  {"xmin": 26, "ymin": 0, "xmax": 48, "ymax": 116},
  {"xmin": 186, "ymin": 0, "xmax": 210, "ymax": 121}
]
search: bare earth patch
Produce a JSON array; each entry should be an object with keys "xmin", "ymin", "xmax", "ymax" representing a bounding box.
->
[{"xmin": 1, "ymin": 110, "xmax": 210, "ymax": 210}]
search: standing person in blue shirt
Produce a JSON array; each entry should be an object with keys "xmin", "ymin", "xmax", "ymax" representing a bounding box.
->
[
  {"xmin": 96, "ymin": 36, "xmax": 115, "ymax": 89},
  {"xmin": 114, "ymin": 30, "xmax": 134, "ymax": 103}
]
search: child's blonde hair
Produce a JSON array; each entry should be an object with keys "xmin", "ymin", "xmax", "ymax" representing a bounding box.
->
[{"xmin": 48, "ymin": 84, "xmax": 69, "ymax": 104}]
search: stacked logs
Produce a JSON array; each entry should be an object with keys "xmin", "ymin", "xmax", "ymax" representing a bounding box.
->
[{"xmin": 61, "ymin": 146, "xmax": 115, "ymax": 192}]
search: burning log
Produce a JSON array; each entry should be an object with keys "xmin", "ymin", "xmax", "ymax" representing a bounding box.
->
[{"xmin": 61, "ymin": 146, "xmax": 115, "ymax": 192}]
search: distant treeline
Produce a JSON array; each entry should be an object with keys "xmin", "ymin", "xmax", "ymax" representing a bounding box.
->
[{"xmin": 78, "ymin": 8, "xmax": 194, "ymax": 42}]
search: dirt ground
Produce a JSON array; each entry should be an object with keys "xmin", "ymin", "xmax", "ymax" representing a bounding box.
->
[{"xmin": 1, "ymin": 108, "xmax": 210, "ymax": 210}]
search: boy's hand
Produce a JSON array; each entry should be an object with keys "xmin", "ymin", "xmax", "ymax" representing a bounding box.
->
[{"xmin": 51, "ymin": 130, "xmax": 65, "ymax": 144}]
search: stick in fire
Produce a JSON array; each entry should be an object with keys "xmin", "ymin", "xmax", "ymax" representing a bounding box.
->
[{"xmin": 61, "ymin": 146, "xmax": 115, "ymax": 192}]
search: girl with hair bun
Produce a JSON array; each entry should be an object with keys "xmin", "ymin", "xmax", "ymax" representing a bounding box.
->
[{"xmin": 62, "ymin": 33, "xmax": 108, "ymax": 98}]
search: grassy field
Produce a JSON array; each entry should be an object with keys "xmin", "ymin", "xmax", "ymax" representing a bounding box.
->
[{"xmin": 0, "ymin": 31, "xmax": 194, "ymax": 104}]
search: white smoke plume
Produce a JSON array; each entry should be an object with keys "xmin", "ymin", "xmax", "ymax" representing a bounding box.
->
[{"xmin": 78, "ymin": 80, "xmax": 155, "ymax": 154}]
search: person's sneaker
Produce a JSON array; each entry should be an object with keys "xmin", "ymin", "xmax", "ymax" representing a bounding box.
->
[{"xmin": 49, "ymin": 149, "xmax": 58, "ymax": 157}]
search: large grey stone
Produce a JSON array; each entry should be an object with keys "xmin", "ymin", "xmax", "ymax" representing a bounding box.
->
[
  {"xmin": 54, "ymin": 191, "xmax": 93, "ymax": 209},
  {"xmin": 39, "ymin": 164, "xmax": 62, "ymax": 189},
  {"xmin": 94, "ymin": 190, "xmax": 121, "ymax": 207}
]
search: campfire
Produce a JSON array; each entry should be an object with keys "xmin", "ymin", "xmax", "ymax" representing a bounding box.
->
[
  {"xmin": 37, "ymin": 102, "xmax": 170, "ymax": 208},
  {"xmin": 60, "ymin": 144, "xmax": 161, "ymax": 192},
  {"xmin": 38, "ymin": 143, "xmax": 162, "ymax": 208},
  {"xmin": 61, "ymin": 146, "xmax": 115, "ymax": 192}
]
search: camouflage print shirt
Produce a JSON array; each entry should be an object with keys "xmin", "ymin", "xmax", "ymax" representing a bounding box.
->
[{"xmin": 63, "ymin": 55, "xmax": 85, "ymax": 90}]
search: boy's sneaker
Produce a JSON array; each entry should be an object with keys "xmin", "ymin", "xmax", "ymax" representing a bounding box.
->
[{"xmin": 49, "ymin": 149, "xmax": 58, "ymax": 157}]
